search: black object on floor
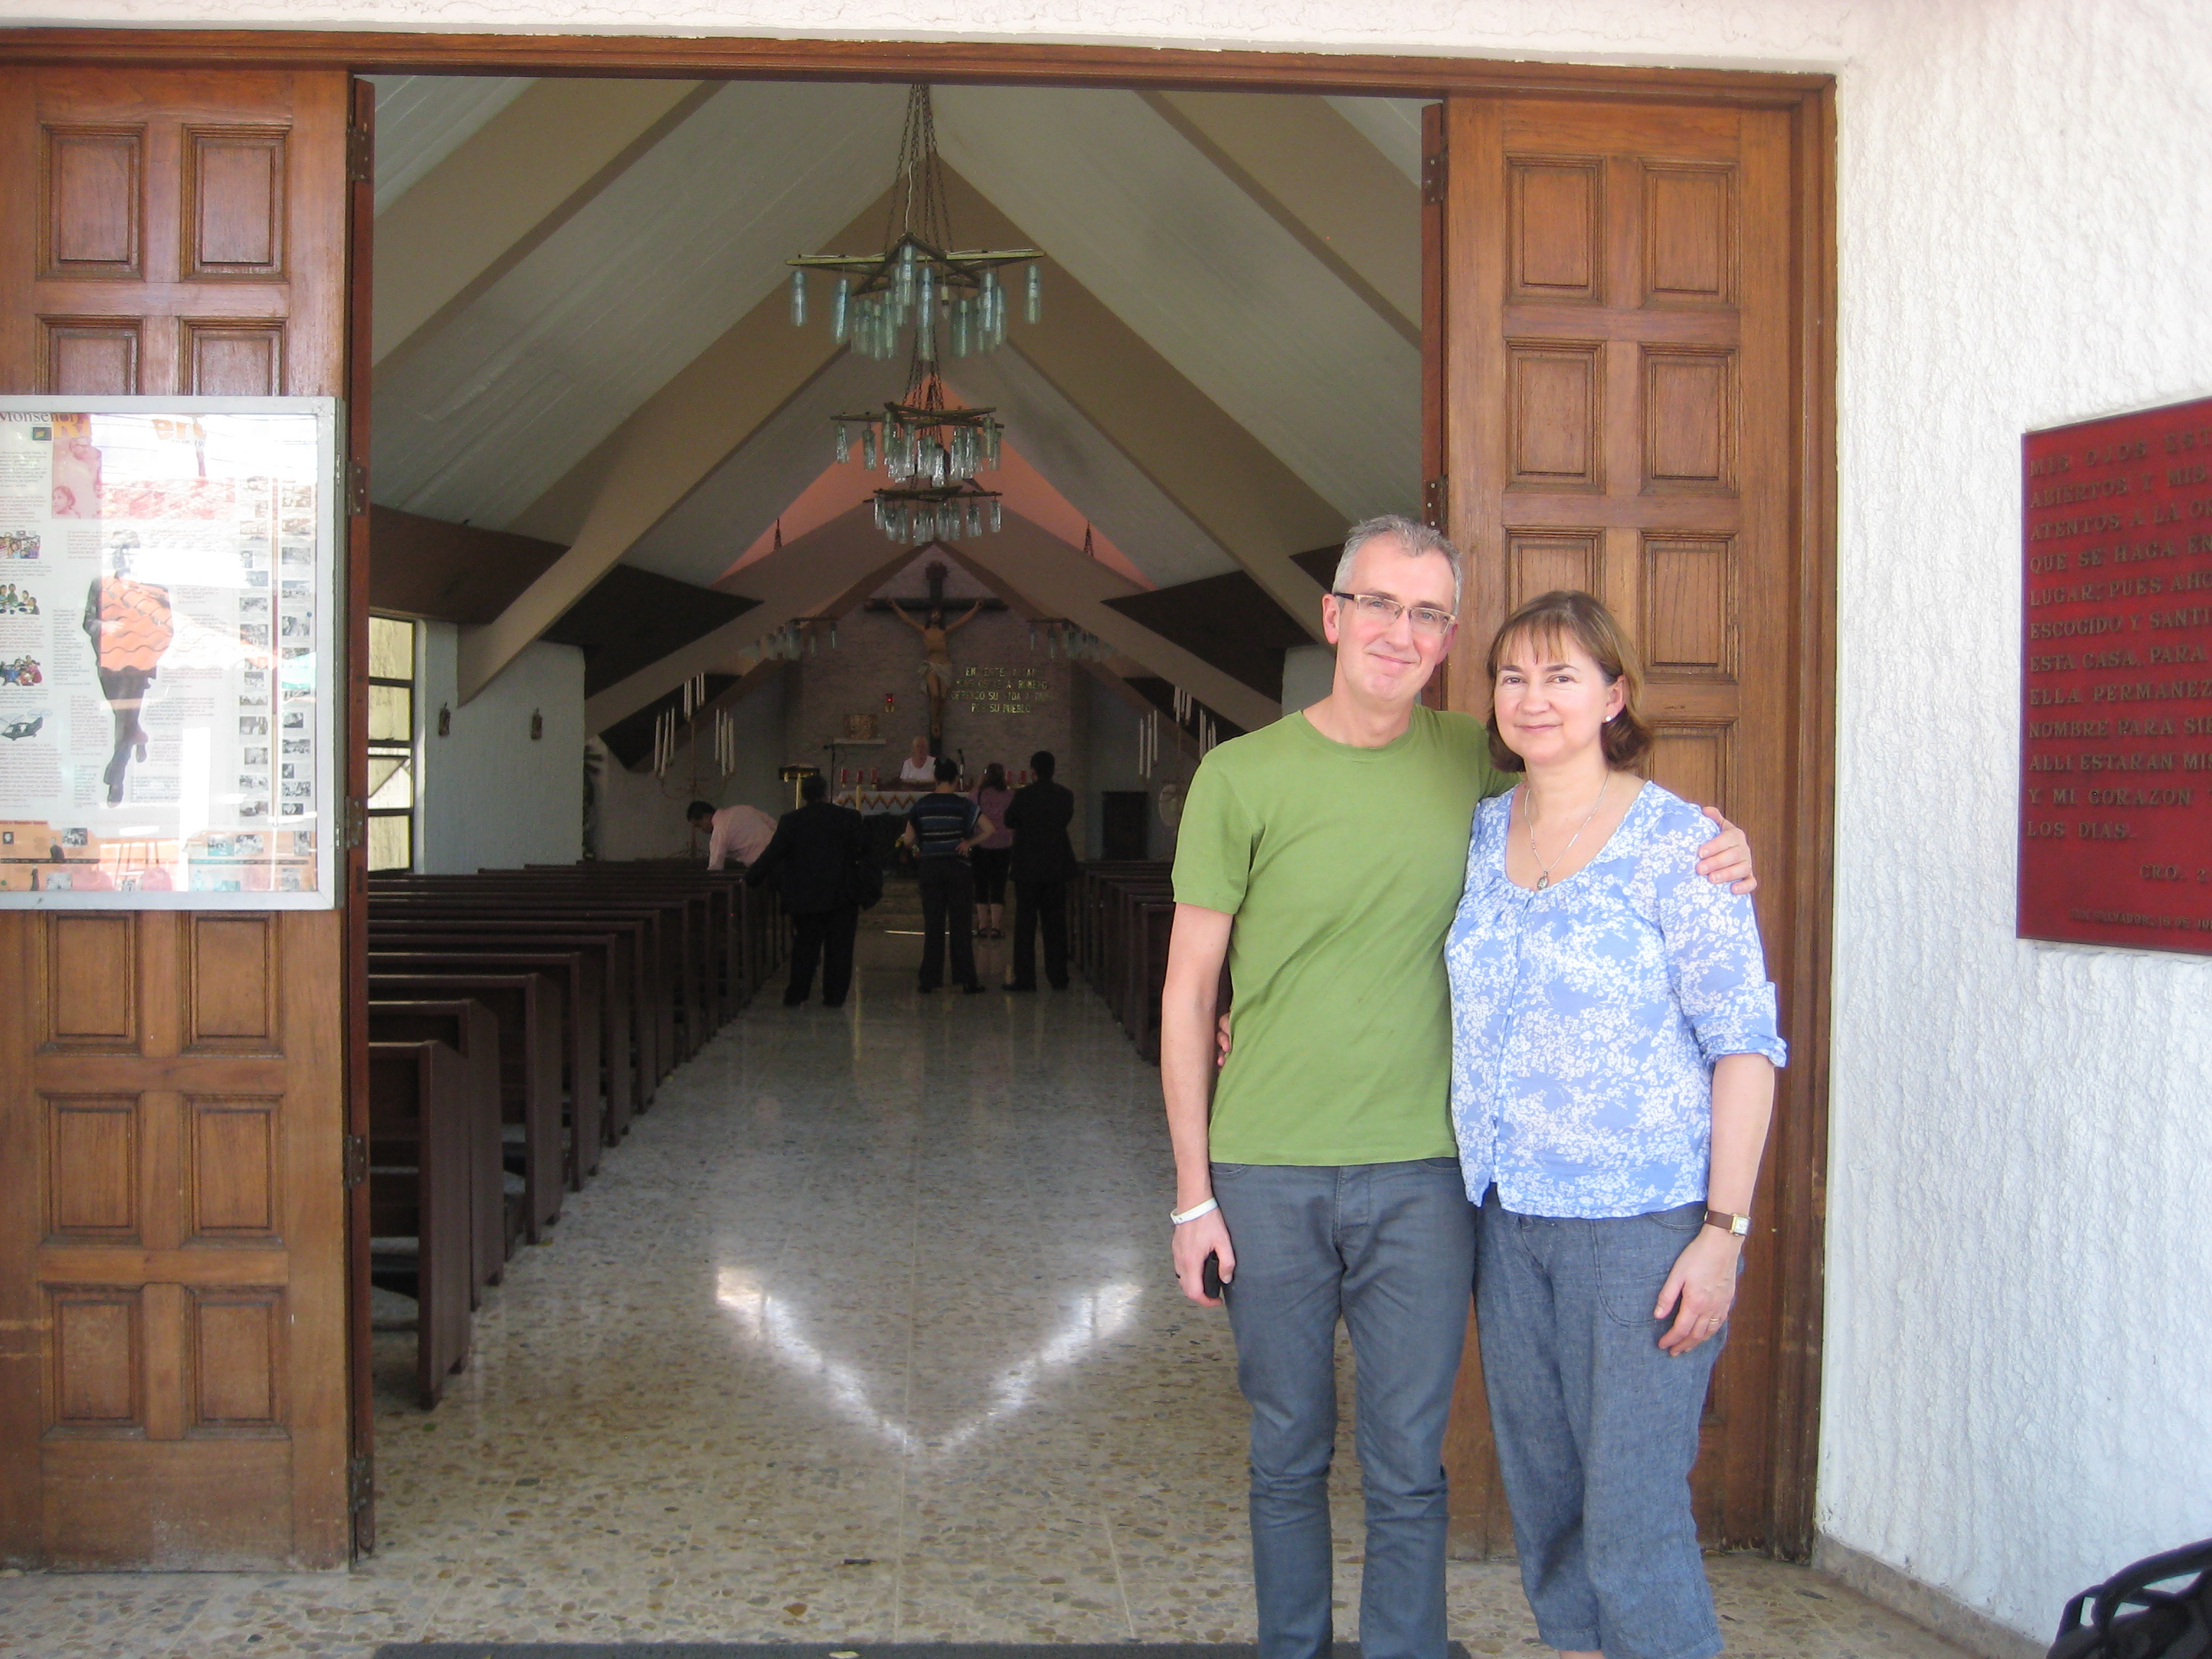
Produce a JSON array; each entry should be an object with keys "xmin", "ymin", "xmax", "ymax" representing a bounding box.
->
[{"xmin": 377, "ymin": 1646, "xmax": 1473, "ymax": 1659}]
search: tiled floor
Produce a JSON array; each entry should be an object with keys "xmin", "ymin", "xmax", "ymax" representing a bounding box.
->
[{"xmin": 1, "ymin": 923, "xmax": 1971, "ymax": 1659}]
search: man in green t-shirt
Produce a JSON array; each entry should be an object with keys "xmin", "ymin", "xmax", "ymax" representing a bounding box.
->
[{"xmin": 1161, "ymin": 516, "xmax": 1753, "ymax": 1659}]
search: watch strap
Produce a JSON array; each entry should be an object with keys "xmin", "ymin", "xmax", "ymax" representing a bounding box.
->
[{"xmin": 1704, "ymin": 1208, "xmax": 1751, "ymax": 1237}]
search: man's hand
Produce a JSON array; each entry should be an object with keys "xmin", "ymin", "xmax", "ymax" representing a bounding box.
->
[
  {"xmin": 1695, "ymin": 806, "xmax": 1757, "ymax": 894},
  {"xmin": 1172, "ymin": 1207, "xmax": 1236, "ymax": 1307}
]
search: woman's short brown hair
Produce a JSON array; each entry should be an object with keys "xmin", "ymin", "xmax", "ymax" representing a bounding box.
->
[{"xmin": 1483, "ymin": 589, "xmax": 1653, "ymax": 773}]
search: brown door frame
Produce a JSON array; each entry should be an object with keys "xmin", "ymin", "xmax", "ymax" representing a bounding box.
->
[{"xmin": 0, "ymin": 24, "xmax": 1837, "ymax": 1559}]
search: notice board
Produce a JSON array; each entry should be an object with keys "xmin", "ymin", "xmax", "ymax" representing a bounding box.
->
[
  {"xmin": 0, "ymin": 397, "xmax": 340, "ymax": 907},
  {"xmin": 2020, "ymin": 394, "xmax": 2212, "ymax": 954}
]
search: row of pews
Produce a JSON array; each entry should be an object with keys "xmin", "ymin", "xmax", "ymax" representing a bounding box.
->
[
  {"xmin": 1074, "ymin": 862, "xmax": 1179, "ymax": 1063},
  {"xmin": 363, "ymin": 862, "xmax": 782, "ymax": 1406}
]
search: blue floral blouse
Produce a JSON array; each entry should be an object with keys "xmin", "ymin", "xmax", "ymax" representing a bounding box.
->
[{"xmin": 1445, "ymin": 780, "xmax": 1786, "ymax": 1218}]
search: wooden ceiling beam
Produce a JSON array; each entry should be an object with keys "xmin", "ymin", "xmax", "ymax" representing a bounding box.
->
[
  {"xmin": 373, "ymin": 77, "xmax": 715, "ymax": 372},
  {"xmin": 938, "ymin": 170, "xmax": 1341, "ymax": 640},
  {"xmin": 1141, "ymin": 91, "xmax": 1421, "ymax": 347},
  {"xmin": 581, "ymin": 507, "xmax": 919, "ymax": 733},
  {"xmin": 454, "ymin": 188, "xmax": 895, "ymax": 703}
]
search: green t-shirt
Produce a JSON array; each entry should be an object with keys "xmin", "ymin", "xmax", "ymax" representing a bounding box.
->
[{"xmin": 1173, "ymin": 705, "xmax": 1516, "ymax": 1166}]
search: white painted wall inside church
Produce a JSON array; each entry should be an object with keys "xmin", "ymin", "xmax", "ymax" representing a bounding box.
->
[
  {"xmin": 1082, "ymin": 674, "xmax": 1200, "ymax": 862},
  {"xmin": 1280, "ymin": 643, "xmax": 1334, "ymax": 716},
  {"xmin": 415, "ymin": 624, "xmax": 583, "ymax": 871},
  {"xmin": 44, "ymin": 0, "xmax": 2210, "ymax": 1640},
  {"xmin": 592, "ymin": 670, "xmax": 790, "ymax": 863}
]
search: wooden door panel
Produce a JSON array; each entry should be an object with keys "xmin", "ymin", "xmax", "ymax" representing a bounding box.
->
[
  {"xmin": 1442, "ymin": 93, "xmax": 1806, "ymax": 1553},
  {"xmin": 0, "ymin": 67, "xmax": 352, "ymax": 1570}
]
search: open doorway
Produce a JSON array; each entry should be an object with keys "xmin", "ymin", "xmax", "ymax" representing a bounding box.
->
[{"xmin": 0, "ymin": 47, "xmax": 1833, "ymax": 1641}]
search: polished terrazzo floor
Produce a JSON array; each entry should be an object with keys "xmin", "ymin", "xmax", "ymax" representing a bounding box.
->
[{"xmin": 2, "ymin": 922, "xmax": 1972, "ymax": 1659}]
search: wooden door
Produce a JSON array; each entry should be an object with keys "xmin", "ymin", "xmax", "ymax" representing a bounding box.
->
[
  {"xmin": 0, "ymin": 67, "xmax": 357, "ymax": 1568},
  {"xmin": 1435, "ymin": 93, "xmax": 1817, "ymax": 1554}
]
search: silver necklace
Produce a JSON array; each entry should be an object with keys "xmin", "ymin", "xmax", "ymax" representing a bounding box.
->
[{"xmin": 1527, "ymin": 775, "xmax": 1609, "ymax": 891}]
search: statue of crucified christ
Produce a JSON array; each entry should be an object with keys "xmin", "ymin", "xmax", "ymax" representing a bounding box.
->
[{"xmin": 891, "ymin": 596, "xmax": 985, "ymax": 755}]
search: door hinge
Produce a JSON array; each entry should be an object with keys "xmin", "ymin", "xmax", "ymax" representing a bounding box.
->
[
  {"xmin": 346, "ymin": 458, "xmax": 369, "ymax": 516},
  {"xmin": 346, "ymin": 123, "xmax": 374, "ymax": 185},
  {"xmin": 1421, "ymin": 144, "xmax": 1447, "ymax": 207},
  {"xmin": 342, "ymin": 1132, "xmax": 369, "ymax": 1188},
  {"xmin": 1424, "ymin": 475, "xmax": 1449, "ymax": 529},
  {"xmin": 342, "ymin": 796, "xmax": 368, "ymax": 851},
  {"xmin": 348, "ymin": 1453, "xmax": 374, "ymax": 1512}
]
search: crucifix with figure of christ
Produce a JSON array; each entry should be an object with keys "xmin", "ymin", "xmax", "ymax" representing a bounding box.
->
[{"xmin": 868, "ymin": 559, "xmax": 1004, "ymax": 755}]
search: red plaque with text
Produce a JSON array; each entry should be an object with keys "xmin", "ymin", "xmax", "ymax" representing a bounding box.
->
[{"xmin": 2020, "ymin": 395, "xmax": 2212, "ymax": 953}]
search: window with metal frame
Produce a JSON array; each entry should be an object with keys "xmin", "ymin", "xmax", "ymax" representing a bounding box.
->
[{"xmin": 366, "ymin": 615, "xmax": 417, "ymax": 872}]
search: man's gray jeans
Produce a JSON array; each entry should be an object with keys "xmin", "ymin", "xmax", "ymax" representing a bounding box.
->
[{"xmin": 1211, "ymin": 1159, "xmax": 1478, "ymax": 1659}]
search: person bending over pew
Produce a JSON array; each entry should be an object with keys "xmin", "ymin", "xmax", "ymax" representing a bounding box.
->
[
  {"xmin": 746, "ymin": 774, "xmax": 868, "ymax": 1008},
  {"xmin": 690, "ymin": 799, "xmax": 776, "ymax": 872}
]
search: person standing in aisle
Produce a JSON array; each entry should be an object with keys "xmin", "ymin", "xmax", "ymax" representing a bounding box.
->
[
  {"xmin": 969, "ymin": 761, "xmax": 1015, "ymax": 939},
  {"xmin": 901, "ymin": 757, "xmax": 994, "ymax": 994},
  {"xmin": 1002, "ymin": 748, "xmax": 1078, "ymax": 992},
  {"xmin": 745, "ymin": 774, "xmax": 868, "ymax": 1007}
]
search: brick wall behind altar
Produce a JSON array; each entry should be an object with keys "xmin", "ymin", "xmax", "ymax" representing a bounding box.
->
[{"xmin": 781, "ymin": 554, "xmax": 1086, "ymax": 825}]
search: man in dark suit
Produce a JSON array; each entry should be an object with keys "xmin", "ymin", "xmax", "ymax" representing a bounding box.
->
[
  {"xmin": 746, "ymin": 775, "xmax": 868, "ymax": 1007},
  {"xmin": 1002, "ymin": 748, "xmax": 1079, "ymax": 992}
]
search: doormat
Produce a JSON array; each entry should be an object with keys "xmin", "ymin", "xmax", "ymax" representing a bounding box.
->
[{"xmin": 376, "ymin": 1646, "xmax": 1473, "ymax": 1659}]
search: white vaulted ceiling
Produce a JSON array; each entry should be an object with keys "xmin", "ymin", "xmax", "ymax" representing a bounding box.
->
[
  {"xmin": 369, "ymin": 76, "xmax": 534, "ymax": 214},
  {"xmin": 933, "ymin": 86, "xmax": 1421, "ymax": 524},
  {"xmin": 367, "ymin": 74, "xmax": 1429, "ymax": 709},
  {"xmin": 371, "ymin": 80, "xmax": 907, "ymax": 526}
]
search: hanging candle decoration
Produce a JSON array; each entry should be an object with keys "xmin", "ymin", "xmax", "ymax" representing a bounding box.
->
[{"xmin": 788, "ymin": 268, "xmax": 807, "ymax": 327}]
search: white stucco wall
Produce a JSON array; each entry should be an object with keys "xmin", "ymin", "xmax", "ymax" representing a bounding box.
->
[
  {"xmin": 416, "ymin": 624, "xmax": 585, "ymax": 871},
  {"xmin": 31, "ymin": 0, "xmax": 2212, "ymax": 1642}
]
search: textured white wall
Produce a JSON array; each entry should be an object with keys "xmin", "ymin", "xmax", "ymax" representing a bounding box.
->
[
  {"xmin": 416, "ymin": 625, "xmax": 584, "ymax": 871},
  {"xmin": 1819, "ymin": 2, "xmax": 2212, "ymax": 1641},
  {"xmin": 39, "ymin": 0, "xmax": 2212, "ymax": 1641}
]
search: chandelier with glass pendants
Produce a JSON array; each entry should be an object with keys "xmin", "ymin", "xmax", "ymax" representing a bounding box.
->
[
  {"xmin": 786, "ymin": 84, "xmax": 1043, "ymax": 363},
  {"xmin": 787, "ymin": 84, "xmax": 1035, "ymax": 544}
]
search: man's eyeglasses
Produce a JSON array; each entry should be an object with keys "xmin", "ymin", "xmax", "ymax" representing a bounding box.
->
[{"xmin": 1331, "ymin": 590, "xmax": 1457, "ymax": 638}]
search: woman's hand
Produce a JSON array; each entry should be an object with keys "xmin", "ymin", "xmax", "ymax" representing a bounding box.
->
[
  {"xmin": 1173, "ymin": 1206, "xmax": 1236, "ymax": 1306},
  {"xmin": 1655, "ymin": 1226, "xmax": 1741, "ymax": 1355},
  {"xmin": 1215, "ymin": 1011, "xmax": 1233, "ymax": 1068}
]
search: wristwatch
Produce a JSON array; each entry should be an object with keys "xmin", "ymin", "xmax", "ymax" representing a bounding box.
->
[{"xmin": 1704, "ymin": 1208, "xmax": 1751, "ymax": 1238}]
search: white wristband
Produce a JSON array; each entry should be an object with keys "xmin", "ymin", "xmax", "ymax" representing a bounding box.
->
[{"xmin": 1171, "ymin": 1197, "xmax": 1218, "ymax": 1226}]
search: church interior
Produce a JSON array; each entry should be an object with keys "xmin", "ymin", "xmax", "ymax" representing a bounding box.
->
[
  {"xmin": 361, "ymin": 75, "xmax": 1376, "ymax": 881},
  {"xmin": 4, "ymin": 60, "xmax": 1981, "ymax": 1659}
]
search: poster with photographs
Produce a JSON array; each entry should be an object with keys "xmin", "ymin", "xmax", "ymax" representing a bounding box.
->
[{"xmin": 0, "ymin": 397, "xmax": 339, "ymax": 908}]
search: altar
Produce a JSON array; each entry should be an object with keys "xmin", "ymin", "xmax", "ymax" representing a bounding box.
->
[{"xmin": 836, "ymin": 786, "xmax": 927, "ymax": 816}]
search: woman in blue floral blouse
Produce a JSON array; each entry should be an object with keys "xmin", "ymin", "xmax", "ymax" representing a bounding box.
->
[{"xmin": 1445, "ymin": 590, "xmax": 1785, "ymax": 1659}]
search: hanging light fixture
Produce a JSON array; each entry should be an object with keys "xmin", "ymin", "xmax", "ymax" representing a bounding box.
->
[
  {"xmin": 832, "ymin": 365, "xmax": 1007, "ymax": 544},
  {"xmin": 787, "ymin": 84, "xmax": 1043, "ymax": 364}
]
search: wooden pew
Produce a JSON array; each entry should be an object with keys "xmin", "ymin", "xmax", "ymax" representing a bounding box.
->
[
  {"xmin": 1076, "ymin": 863, "xmax": 1181, "ymax": 1064},
  {"xmin": 371, "ymin": 922, "xmax": 636, "ymax": 1145},
  {"xmin": 368, "ymin": 948, "xmax": 603, "ymax": 1190},
  {"xmin": 367, "ymin": 972, "xmax": 565, "ymax": 1245},
  {"xmin": 368, "ymin": 997, "xmax": 505, "ymax": 1296},
  {"xmin": 372, "ymin": 883, "xmax": 673, "ymax": 1094},
  {"xmin": 368, "ymin": 1038, "xmax": 473, "ymax": 1408}
]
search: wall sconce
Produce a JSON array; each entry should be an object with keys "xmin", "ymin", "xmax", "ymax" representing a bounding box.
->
[
  {"xmin": 530, "ymin": 709, "xmax": 544, "ymax": 741},
  {"xmin": 436, "ymin": 703, "xmax": 451, "ymax": 737}
]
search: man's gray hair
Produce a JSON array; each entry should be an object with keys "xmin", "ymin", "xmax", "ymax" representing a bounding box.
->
[{"xmin": 1331, "ymin": 514, "xmax": 1463, "ymax": 612}]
